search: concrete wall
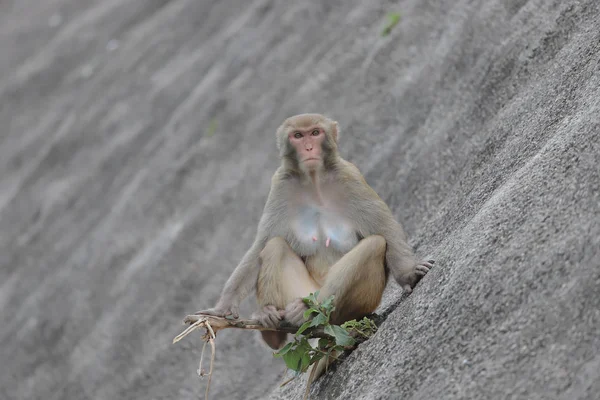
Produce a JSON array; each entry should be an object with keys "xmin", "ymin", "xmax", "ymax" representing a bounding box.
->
[{"xmin": 1, "ymin": 1, "xmax": 598, "ymax": 399}]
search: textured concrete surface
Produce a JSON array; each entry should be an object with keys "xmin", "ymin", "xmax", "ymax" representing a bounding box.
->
[{"xmin": 1, "ymin": 1, "xmax": 599, "ymax": 399}]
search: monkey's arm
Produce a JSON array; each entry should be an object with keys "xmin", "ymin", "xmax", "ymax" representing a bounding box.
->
[
  {"xmin": 376, "ymin": 204, "xmax": 431, "ymax": 293},
  {"xmin": 197, "ymin": 173, "xmax": 286, "ymax": 319},
  {"xmin": 344, "ymin": 163, "xmax": 431, "ymax": 292}
]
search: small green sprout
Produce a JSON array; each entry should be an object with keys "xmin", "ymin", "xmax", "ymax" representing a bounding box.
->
[
  {"xmin": 381, "ymin": 12, "xmax": 401, "ymax": 37},
  {"xmin": 206, "ymin": 118, "xmax": 217, "ymax": 137}
]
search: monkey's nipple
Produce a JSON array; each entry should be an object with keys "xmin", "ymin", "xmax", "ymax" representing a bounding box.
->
[
  {"xmin": 312, "ymin": 236, "xmax": 318, "ymax": 242},
  {"xmin": 326, "ymin": 237, "xmax": 331, "ymax": 248}
]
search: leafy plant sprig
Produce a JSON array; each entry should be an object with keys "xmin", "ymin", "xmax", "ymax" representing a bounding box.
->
[{"xmin": 273, "ymin": 292, "xmax": 377, "ymax": 376}]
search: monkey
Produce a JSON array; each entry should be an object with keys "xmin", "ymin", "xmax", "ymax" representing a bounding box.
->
[{"xmin": 198, "ymin": 113, "xmax": 433, "ymax": 370}]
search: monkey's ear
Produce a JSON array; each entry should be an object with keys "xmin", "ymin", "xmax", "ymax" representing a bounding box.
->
[{"xmin": 331, "ymin": 121, "xmax": 340, "ymax": 143}]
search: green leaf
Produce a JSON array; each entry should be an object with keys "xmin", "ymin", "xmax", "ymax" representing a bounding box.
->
[
  {"xmin": 303, "ymin": 307, "xmax": 319, "ymax": 320},
  {"xmin": 341, "ymin": 319, "xmax": 356, "ymax": 329},
  {"xmin": 324, "ymin": 325, "xmax": 334, "ymax": 337},
  {"xmin": 300, "ymin": 351, "xmax": 311, "ymax": 372},
  {"xmin": 295, "ymin": 338, "xmax": 314, "ymax": 372},
  {"xmin": 309, "ymin": 313, "xmax": 327, "ymax": 328},
  {"xmin": 282, "ymin": 349, "xmax": 302, "ymax": 372},
  {"xmin": 381, "ymin": 12, "xmax": 401, "ymax": 37},
  {"xmin": 298, "ymin": 337, "xmax": 313, "ymax": 350},
  {"xmin": 310, "ymin": 351, "xmax": 325, "ymax": 364},
  {"xmin": 303, "ymin": 291, "xmax": 319, "ymax": 306},
  {"xmin": 341, "ymin": 316, "xmax": 378, "ymax": 338},
  {"xmin": 324, "ymin": 325, "xmax": 356, "ymax": 347},
  {"xmin": 318, "ymin": 337, "xmax": 332, "ymax": 349},
  {"xmin": 274, "ymin": 341, "xmax": 294, "ymax": 357},
  {"xmin": 320, "ymin": 295, "xmax": 335, "ymax": 311},
  {"xmin": 296, "ymin": 320, "xmax": 313, "ymax": 336}
]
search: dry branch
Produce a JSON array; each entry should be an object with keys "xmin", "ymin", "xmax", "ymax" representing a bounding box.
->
[{"xmin": 178, "ymin": 314, "xmax": 335, "ymax": 338}]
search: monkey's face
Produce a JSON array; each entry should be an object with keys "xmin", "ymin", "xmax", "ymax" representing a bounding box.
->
[
  {"xmin": 276, "ymin": 114, "xmax": 339, "ymax": 173},
  {"xmin": 288, "ymin": 127, "xmax": 326, "ymax": 171}
]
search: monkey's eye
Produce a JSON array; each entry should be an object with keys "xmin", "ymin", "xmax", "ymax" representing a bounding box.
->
[
  {"xmin": 311, "ymin": 129, "xmax": 320, "ymax": 136},
  {"xmin": 294, "ymin": 132, "xmax": 302, "ymax": 139}
]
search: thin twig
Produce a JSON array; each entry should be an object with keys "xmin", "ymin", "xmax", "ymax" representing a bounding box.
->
[
  {"xmin": 206, "ymin": 338, "xmax": 215, "ymax": 400},
  {"xmin": 304, "ymin": 363, "xmax": 319, "ymax": 400},
  {"xmin": 205, "ymin": 322, "xmax": 216, "ymax": 340},
  {"xmin": 280, "ymin": 374, "xmax": 297, "ymax": 387},
  {"xmin": 173, "ymin": 318, "xmax": 205, "ymax": 343},
  {"xmin": 204, "ymin": 323, "xmax": 217, "ymax": 400},
  {"xmin": 198, "ymin": 341, "xmax": 208, "ymax": 377}
]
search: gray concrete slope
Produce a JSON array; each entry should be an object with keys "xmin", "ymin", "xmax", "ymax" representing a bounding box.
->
[{"xmin": 0, "ymin": 1, "xmax": 598, "ymax": 400}]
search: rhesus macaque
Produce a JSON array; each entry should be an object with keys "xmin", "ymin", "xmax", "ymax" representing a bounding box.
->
[{"xmin": 199, "ymin": 114, "xmax": 433, "ymax": 354}]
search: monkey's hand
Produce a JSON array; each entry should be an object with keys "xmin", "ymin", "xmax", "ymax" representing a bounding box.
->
[
  {"xmin": 393, "ymin": 259, "xmax": 435, "ymax": 294},
  {"xmin": 283, "ymin": 298, "xmax": 309, "ymax": 327},
  {"xmin": 252, "ymin": 305, "xmax": 285, "ymax": 329},
  {"xmin": 195, "ymin": 302, "xmax": 240, "ymax": 319}
]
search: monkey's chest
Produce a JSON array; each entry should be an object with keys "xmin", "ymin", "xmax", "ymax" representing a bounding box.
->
[{"xmin": 290, "ymin": 206, "xmax": 359, "ymax": 256}]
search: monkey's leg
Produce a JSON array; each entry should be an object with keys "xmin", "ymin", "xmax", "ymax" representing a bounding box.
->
[
  {"xmin": 321, "ymin": 235, "xmax": 387, "ymax": 324},
  {"xmin": 256, "ymin": 237, "xmax": 319, "ymax": 349},
  {"xmin": 309, "ymin": 235, "xmax": 387, "ymax": 380}
]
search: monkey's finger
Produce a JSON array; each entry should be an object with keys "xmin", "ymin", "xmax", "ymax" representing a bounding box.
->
[
  {"xmin": 262, "ymin": 317, "xmax": 276, "ymax": 329},
  {"xmin": 284, "ymin": 308, "xmax": 301, "ymax": 325},
  {"xmin": 287, "ymin": 314, "xmax": 303, "ymax": 326},
  {"xmin": 269, "ymin": 313, "xmax": 280, "ymax": 327},
  {"xmin": 266, "ymin": 308, "xmax": 282, "ymax": 322},
  {"xmin": 419, "ymin": 262, "xmax": 434, "ymax": 269},
  {"xmin": 427, "ymin": 259, "xmax": 436, "ymax": 264},
  {"xmin": 416, "ymin": 265, "xmax": 430, "ymax": 273},
  {"xmin": 284, "ymin": 304, "xmax": 299, "ymax": 315},
  {"xmin": 254, "ymin": 311, "xmax": 273, "ymax": 328},
  {"xmin": 291, "ymin": 304, "xmax": 306, "ymax": 315},
  {"xmin": 262, "ymin": 315, "xmax": 274, "ymax": 328},
  {"xmin": 402, "ymin": 285, "xmax": 413, "ymax": 294}
]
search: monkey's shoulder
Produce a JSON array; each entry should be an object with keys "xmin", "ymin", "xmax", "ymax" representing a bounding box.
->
[
  {"xmin": 333, "ymin": 159, "xmax": 383, "ymax": 200},
  {"xmin": 336, "ymin": 158, "xmax": 363, "ymax": 179}
]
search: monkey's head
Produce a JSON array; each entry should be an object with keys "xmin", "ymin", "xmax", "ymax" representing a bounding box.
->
[{"xmin": 276, "ymin": 113, "xmax": 340, "ymax": 174}]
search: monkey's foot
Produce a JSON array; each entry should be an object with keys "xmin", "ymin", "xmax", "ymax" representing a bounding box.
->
[
  {"xmin": 283, "ymin": 298, "xmax": 308, "ymax": 327},
  {"xmin": 416, "ymin": 259, "xmax": 435, "ymax": 276},
  {"xmin": 401, "ymin": 259, "xmax": 435, "ymax": 293},
  {"xmin": 252, "ymin": 305, "xmax": 284, "ymax": 329}
]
